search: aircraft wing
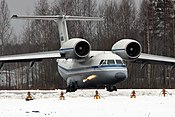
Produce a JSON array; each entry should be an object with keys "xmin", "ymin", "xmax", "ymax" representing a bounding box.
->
[
  {"xmin": 0, "ymin": 50, "xmax": 61, "ymax": 63},
  {"xmin": 133, "ymin": 53, "xmax": 175, "ymax": 65}
]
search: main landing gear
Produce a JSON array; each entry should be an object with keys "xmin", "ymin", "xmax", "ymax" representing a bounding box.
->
[
  {"xmin": 66, "ymin": 82, "xmax": 78, "ymax": 92},
  {"xmin": 106, "ymin": 85, "xmax": 117, "ymax": 92}
]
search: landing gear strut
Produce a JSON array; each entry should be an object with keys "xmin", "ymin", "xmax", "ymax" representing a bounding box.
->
[{"xmin": 106, "ymin": 85, "xmax": 117, "ymax": 92}]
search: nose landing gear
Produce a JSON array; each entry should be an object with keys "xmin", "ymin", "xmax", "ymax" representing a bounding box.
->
[
  {"xmin": 106, "ymin": 85, "xmax": 117, "ymax": 92},
  {"xmin": 66, "ymin": 82, "xmax": 79, "ymax": 92}
]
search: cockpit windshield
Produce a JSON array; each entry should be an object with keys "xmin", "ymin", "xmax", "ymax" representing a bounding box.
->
[
  {"xmin": 99, "ymin": 59, "xmax": 124, "ymax": 65},
  {"xmin": 107, "ymin": 60, "xmax": 115, "ymax": 65}
]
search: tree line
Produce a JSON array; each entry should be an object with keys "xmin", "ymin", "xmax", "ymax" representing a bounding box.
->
[{"xmin": 0, "ymin": 0, "xmax": 175, "ymax": 89}]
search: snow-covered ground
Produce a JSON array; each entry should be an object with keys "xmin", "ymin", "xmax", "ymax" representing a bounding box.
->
[{"xmin": 0, "ymin": 89, "xmax": 175, "ymax": 117}]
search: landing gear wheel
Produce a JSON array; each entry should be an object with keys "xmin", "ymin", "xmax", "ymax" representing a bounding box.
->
[
  {"xmin": 66, "ymin": 85, "xmax": 77, "ymax": 92},
  {"xmin": 66, "ymin": 82, "xmax": 78, "ymax": 92},
  {"xmin": 106, "ymin": 85, "xmax": 117, "ymax": 92},
  {"xmin": 113, "ymin": 86, "xmax": 117, "ymax": 91}
]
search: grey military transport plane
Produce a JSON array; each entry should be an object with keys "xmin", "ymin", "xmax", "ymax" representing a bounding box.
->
[{"xmin": 0, "ymin": 15, "xmax": 175, "ymax": 92}]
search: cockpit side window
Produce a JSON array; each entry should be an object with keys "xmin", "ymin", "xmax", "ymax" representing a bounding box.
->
[
  {"xmin": 99, "ymin": 60, "xmax": 104, "ymax": 65},
  {"xmin": 107, "ymin": 60, "xmax": 115, "ymax": 65},
  {"xmin": 116, "ymin": 60, "xmax": 123, "ymax": 64},
  {"xmin": 99, "ymin": 60, "xmax": 106, "ymax": 65}
]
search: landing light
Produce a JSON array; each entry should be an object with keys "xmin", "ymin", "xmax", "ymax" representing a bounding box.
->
[{"xmin": 83, "ymin": 75, "xmax": 96, "ymax": 83}]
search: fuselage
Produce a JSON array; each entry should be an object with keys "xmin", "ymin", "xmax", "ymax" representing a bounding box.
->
[{"xmin": 57, "ymin": 51, "xmax": 128, "ymax": 89}]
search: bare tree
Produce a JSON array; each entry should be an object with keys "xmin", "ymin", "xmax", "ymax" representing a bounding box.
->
[
  {"xmin": 0, "ymin": 0, "xmax": 14, "ymax": 89},
  {"xmin": 137, "ymin": 0, "xmax": 151, "ymax": 88},
  {"xmin": 0, "ymin": 0, "xmax": 12, "ymax": 55},
  {"xmin": 20, "ymin": 0, "xmax": 61, "ymax": 89}
]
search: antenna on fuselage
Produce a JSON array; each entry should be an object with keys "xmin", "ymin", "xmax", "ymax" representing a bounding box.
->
[{"xmin": 11, "ymin": 15, "xmax": 103, "ymax": 46}]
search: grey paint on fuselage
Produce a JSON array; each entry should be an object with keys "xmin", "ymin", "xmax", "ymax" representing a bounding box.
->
[{"xmin": 57, "ymin": 51, "xmax": 128, "ymax": 88}]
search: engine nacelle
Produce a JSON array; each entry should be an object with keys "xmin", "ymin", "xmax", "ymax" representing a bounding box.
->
[
  {"xmin": 112, "ymin": 39, "xmax": 142, "ymax": 60},
  {"xmin": 60, "ymin": 38, "xmax": 91, "ymax": 59}
]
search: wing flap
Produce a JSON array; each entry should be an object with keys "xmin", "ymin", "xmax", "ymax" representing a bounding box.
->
[{"xmin": 0, "ymin": 50, "xmax": 61, "ymax": 62}]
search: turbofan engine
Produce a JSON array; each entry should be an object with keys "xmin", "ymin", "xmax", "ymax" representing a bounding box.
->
[
  {"xmin": 60, "ymin": 38, "xmax": 91, "ymax": 59},
  {"xmin": 112, "ymin": 39, "xmax": 142, "ymax": 60}
]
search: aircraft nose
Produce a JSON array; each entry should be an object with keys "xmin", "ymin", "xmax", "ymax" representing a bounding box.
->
[{"xmin": 115, "ymin": 72, "xmax": 127, "ymax": 82}]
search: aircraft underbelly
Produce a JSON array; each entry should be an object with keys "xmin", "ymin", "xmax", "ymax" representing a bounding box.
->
[{"xmin": 58, "ymin": 64, "xmax": 127, "ymax": 88}]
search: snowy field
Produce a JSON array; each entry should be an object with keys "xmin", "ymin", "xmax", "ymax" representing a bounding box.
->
[{"xmin": 0, "ymin": 89, "xmax": 175, "ymax": 117}]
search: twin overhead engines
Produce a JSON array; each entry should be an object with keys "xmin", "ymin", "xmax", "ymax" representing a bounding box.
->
[{"xmin": 60, "ymin": 38, "xmax": 142, "ymax": 61}]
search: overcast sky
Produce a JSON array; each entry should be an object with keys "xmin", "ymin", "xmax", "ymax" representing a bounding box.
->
[
  {"xmin": 5, "ymin": 0, "xmax": 141, "ymax": 35},
  {"xmin": 6, "ymin": 0, "xmax": 33, "ymax": 35},
  {"xmin": 5, "ymin": 0, "xmax": 55, "ymax": 35}
]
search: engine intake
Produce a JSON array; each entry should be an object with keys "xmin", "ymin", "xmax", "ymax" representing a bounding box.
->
[
  {"xmin": 60, "ymin": 38, "xmax": 91, "ymax": 59},
  {"xmin": 75, "ymin": 41, "xmax": 90, "ymax": 57},
  {"xmin": 112, "ymin": 39, "xmax": 142, "ymax": 60}
]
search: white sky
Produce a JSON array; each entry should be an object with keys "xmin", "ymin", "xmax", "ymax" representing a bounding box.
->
[{"xmin": 5, "ymin": 0, "xmax": 141, "ymax": 35}]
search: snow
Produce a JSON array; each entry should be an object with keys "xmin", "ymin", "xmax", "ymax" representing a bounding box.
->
[{"xmin": 0, "ymin": 89, "xmax": 175, "ymax": 117}]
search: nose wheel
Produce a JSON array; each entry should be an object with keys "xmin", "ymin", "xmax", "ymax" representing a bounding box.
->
[
  {"xmin": 66, "ymin": 82, "xmax": 78, "ymax": 92},
  {"xmin": 106, "ymin": 85, "xmax": 117, "ymax": 92}
]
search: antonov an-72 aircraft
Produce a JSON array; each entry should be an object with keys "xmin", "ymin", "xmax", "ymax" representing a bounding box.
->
[{"xmin": 0, "ymin": 15, "xmax": 175, "ymax": 92}]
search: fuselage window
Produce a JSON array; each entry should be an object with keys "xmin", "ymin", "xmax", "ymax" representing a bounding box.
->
[{"xmin": 107, "ymin": 60, "xmax": 115, "ymax": 65}]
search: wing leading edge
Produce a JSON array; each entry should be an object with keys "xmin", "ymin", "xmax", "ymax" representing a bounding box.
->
[
  {"xmin": 133, "ymin": 53, "xmax": 175, "ymax": 66},
  {"xmin": 0, "ymin": 50, "xmax": 61, "ymax": 62}
]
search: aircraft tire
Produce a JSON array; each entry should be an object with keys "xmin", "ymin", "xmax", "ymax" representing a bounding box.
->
[
  {"xmin": 106, "ymin": 85, "xmax": 117, "ymax": 92},
  {"xmin": 66, "ymin": 84, "xmax": 77, "ymax": 92}
]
